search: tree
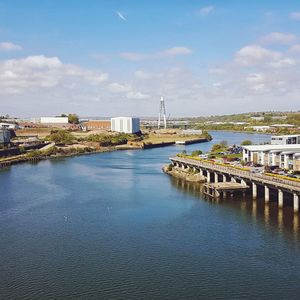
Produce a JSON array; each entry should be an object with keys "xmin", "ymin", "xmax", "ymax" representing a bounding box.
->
[
  {"xmin": 211, "ymin": 143, "xmax": 222, "ymax": 152},
  {"xmin": 68, "ymin": 114, "xmax": 79, "ymax": 124},
  {"xmin": 191, "ymin": 150, "xmax": 203, "ymax": 156},
  {"xmin": 241, "ymin": 140, "xmax": 252, "ymax": 146},
  {"xmin": 202, "ymin": 130, "xmax": 212, "ymax": 141}
]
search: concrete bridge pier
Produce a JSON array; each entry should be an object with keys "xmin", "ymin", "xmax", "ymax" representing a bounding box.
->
[
  {"xmin": 252, "ymin": 182, "xmax": 257, "ymax": 199},
  {"xmin": 199, "ymin": 169, "xmax": 204, "ymax": 177},
  {"xmin": 223, "ymin": 175, "xmax": 227, "ymax": 182},
  {"xmin": 278, "ymin": 189, "xmax": 283, "ymax": 208},
  {"xmin": 231, "ymin": 177, "xmax": 236, "ymax": 183},
  {"xmin": 264, "ymin": 185, "xmax": 270, "ymax": 203},
  {"xmin": 214, "ymin": 173, "xmax": 219, "ymax": 183},
  {"xmin": 207, "ymin": 171, "xmax": 211, "ymax": 183},
  {"xmin": 294, "ymin": 193, "xmax": 299, "ymax": 213}
]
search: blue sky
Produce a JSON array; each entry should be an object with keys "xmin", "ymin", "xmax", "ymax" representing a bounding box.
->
[{"xmin": 0, "ymin": 0, "xmax": 300, "ymax": 117}]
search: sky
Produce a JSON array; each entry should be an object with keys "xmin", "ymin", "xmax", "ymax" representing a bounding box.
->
[{"xmin": 0, "ymin": 0, "xmax": 300, "ymax": 117}]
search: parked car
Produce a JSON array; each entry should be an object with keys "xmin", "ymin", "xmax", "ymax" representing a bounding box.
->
[{"xmin": 287, "ymin": 174, "xmax": 297, "ymax": 179}]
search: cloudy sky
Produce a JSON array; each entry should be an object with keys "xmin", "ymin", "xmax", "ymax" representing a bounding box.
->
[{"xmin": 0, "ymin": 0, "xmax": 300, "ymax": 117}]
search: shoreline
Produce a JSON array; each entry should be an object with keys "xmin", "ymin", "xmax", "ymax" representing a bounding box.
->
[
  {"xmin": 0, "ymin": 147, "xmax": 115, "ymax": 169},
  {"xmin": 208, "ymin": 129, "xmax": 272, "ymax": 135},
  {"xmin": 0, "ymin": 138, "xmax": 210, "ymax": 170}
]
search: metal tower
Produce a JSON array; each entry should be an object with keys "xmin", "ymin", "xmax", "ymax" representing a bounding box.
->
[{"xmin": 158, "ymin": 96, "xmax": 167, "ymax": 129}]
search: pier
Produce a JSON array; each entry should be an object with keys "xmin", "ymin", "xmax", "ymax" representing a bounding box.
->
[
  {"xmin": 203, "ymin": 182, "xmax": 250, "ymax": 198},
  {"xmin": 170, "ymin": 156, "xmax": 300, "ymax": 213}
]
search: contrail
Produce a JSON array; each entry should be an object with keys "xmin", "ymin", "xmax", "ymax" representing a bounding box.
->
[{"xmin": 116, "ymin": 11, "xmax": 127, "ymax": 21}]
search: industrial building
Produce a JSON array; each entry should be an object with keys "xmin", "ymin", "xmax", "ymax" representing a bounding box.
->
[
  {"xmin": 0, "ymin": 129, "xmax": 11, "ymax": 145},
  {"xmin": 0, "ymin": 122, "xmax": 19, "ymax": 130},
  {"xmin": 85, "ymin": 120, "xmax": 111, "ymax": 131},
  {"xmin": 40, "ymin": 117, "xmax": 69, "ymax": 124},
  {"xmin": 111, "ymin": 117, "xmax": 140, "ymax": 134}
]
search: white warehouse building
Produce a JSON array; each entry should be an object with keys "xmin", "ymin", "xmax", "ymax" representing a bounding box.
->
[
  {"xmin": 40, "ymin": 117, "xmax": 69, "ymax": 124},
  {"xmin": 111, "ymin": 117, "xmax": 140, "ymax": 134}
]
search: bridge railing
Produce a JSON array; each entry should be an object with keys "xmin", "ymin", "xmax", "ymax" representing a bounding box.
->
[{"xmin": 170, "ymin": 157, "xmax": 300, "ymax": 190}]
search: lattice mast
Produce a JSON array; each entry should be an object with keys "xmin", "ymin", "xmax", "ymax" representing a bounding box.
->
[{"xmin": 158, "ymin": 96, "xmax": 167, "ymax": 129}]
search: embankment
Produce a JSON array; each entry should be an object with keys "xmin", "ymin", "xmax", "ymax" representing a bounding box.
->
[{"xmin": 162, "ymin": 164, "xmax": 206, "ymax": 183}]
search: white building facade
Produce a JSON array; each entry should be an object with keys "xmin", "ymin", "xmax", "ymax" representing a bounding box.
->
[
  {"xmin": 40, "ymin": 117, "xmax": 69, "ymax": 124},
  {"xmin": 271, "ymin": 135, "xmax": 300, "ymax": 145},
  {"xmin": 0, "ymin": 122, "xmax": 19, "ymax": 130},
  {"xmin": 111, "ymin": 117, "xmax": 140, "ymax": 134},
  {"xmin": 242, "ymin": 144, "xmax": 300, "ymax": 171}
]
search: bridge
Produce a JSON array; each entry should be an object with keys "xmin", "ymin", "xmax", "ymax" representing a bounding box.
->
[{"xmin": 170, "ymin": 156, "xmax": 300, "ymax": 213}]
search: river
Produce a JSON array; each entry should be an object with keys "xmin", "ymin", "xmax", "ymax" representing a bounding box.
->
[{"xmin": 0, "ymin": 131, "xmax": 299, "ymax": 299}]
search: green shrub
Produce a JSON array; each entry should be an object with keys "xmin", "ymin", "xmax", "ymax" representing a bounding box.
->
[
  {"xmin": 241, "ymin": 140, "xmax": 252, "ymax": 146},
  {"xmin": 26, "ymin": 150, "xmax": 42, "ymax": 158},
  {"xmin": 191, "ymin": 150, "xmax": 203, "ymax": 156},
  {"xmin": 46, "ymin": 130, "xmax": 75, "ymax": 145},
  {"xmin": 19, "ymin": 146, "xmax": 26, "ymax": 154}
]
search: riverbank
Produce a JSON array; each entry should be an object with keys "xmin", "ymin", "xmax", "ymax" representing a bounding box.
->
[
  {"xmin": 0, "ymin": 147, "xmax": 114, "ymax": 169},
  {"xmin": 0, "ymin": 137, "xmax": 211, "ymax": 169}
]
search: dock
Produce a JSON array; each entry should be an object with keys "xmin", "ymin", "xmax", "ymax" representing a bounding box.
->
[{"xmin": 203, "ymin": 182, "xmax": 249, "ymax": 198}]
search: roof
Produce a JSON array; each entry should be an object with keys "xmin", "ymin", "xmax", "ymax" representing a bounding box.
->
[
  {"xmin": 86, "ymin": 120, "xmax": 110, "ymax": 123},
  {"xmin": 270, "ymin": 124, "xmax": 295, "ymax": 127},
  {"xmin": 271, "ymin": 134, "xmax": 300, "ymax": 138},
  {"xmin": 111, "ymin": 117, "xmax": 139, "ymax": 120},
  {"xmin": 243, "ymin": 144, "xmax": 300, "ymax": 152}
]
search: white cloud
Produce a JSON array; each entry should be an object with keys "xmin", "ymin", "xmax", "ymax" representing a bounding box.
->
[
  {"xmin": 126, "ymin": 91, "xmax": 150, "ymax": 100},
  {"xmin": 134, "ymin": 70, "xmax": 162, "ymax": 79},
  {"xmin": 116, "ymin": 11, "xmax": 127, "ymax": 21},
  {"xmin": 161, "ymin": 46, "xmax": 192, "ymax": 56},
  {"xmin": 269, "ymin": 58, "xmax": 297, "ymax": 68},
  {"xmin": 108, "ymin": 82, "xmax": 150, "ymax": 100},
  {"xmin": 290, "ymin": 12, "xmax": 300, "ymax": 20},
  {"xmin": 119, "ymin": 52, "xmax": 146, "ymax": 61},
  {"xmin": 209, "ymin": 68, "xmax": 225, "ymax": 75},
  {"xmin": 0, "ymin": 42, "xmax": 22, "ymax": 51},
  {"xmin": 0, "ymin": 55, "xmax": 108, "ymax": 94},
  {"xmin": 252, "ymin": 83, "xmax": 265, "ymax": 91},
  {"xmin": 198, "ymin": 6, "xmax": 214, "ymax": 16},
  {"xmin": 108, "ymin": 82, "xmax": 132, "ymax": 93},
  {"xmin": 120, "ymin": 46, "xmax": 192, "ymax": 61},
  {"xmin": 260, "ymin": 32, "xmax": 297, "ymax": 45},
  {"xmin": 289, "ymin": 44, "xmax": 300, "ymax": 54},
  {"xmin": 246, "ymin": 73, "xmax": 265, "ymax": 83},
  {"xmin": 235, "ymin": 45, "xmax": 282, "ymax": 66},
  {"xmin": 1, "ymin": 40, "xmax": 300, "ymax": 117}
]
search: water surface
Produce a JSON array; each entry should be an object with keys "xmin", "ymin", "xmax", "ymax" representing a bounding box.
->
[{"xmin": 0, "ymin": 131, "xmax": 299, "ymax": 299}]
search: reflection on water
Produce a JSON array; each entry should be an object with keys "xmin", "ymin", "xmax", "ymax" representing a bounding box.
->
[{"xmin": 169, "ymin": 176, "xmax": 300, "ymax": 242}]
